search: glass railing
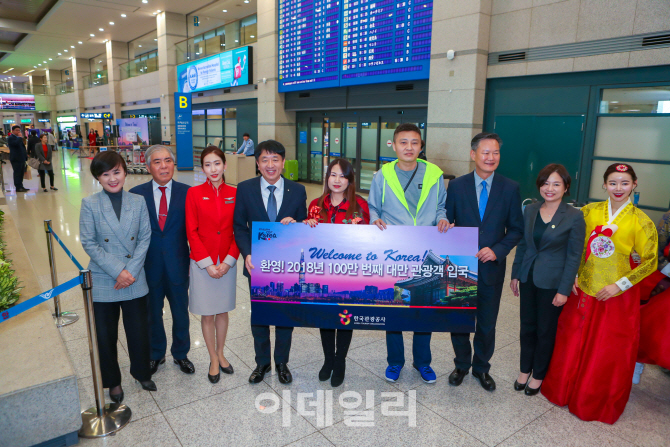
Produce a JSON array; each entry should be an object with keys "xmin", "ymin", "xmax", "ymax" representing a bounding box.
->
[
  {"xmin": 55, "ymin": 82, "xmax": 75, "ymax": 95},
  {"xmin": 31, "ymin": 84, "xmax": 50, "ymax": 95},
  {"xmin": 0, "ymin": 84, "xmax": 51, "ymax": 95},
  {"xmin": 120, "ymin": 50, "xmax": 159, "ymax": 80},
  {"xmin": 83, "ymin": 70, "xmax": 109, "ymax": 89},
  {"xmin": 176, "ymin": 14, "xmax": 257, "ymax": 64}
]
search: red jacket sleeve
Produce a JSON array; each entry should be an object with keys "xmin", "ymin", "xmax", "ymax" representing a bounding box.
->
[
  {"xmin": 357, "ymin": 196, "xmax": 370, "ymax": 224},
  {"xmin": 185, "ymin": 188, "xmax": 210, "ymax": 263}
]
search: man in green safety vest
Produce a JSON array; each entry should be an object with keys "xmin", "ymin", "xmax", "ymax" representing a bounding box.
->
[{"xmin": 368, "ymin": 122, "xmax": 452, "ymax": 384}]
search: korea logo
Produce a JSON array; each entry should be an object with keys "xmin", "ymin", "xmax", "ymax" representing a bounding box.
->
[
  {"xmin": 339, "ymin": 309, "xmax": 352, "ymax": 325},
  {"xmin": 258, "ymin": 228, "xmax": 277, "ymax": 241},
  {"xmin": 188, "ymin": 66, "xmax": 198, "ymax": 90}
]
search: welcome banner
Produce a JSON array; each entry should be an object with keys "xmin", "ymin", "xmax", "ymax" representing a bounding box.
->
[{"xmin": 250, "ymin": 223, "xmax": 479, "ymax": 332}]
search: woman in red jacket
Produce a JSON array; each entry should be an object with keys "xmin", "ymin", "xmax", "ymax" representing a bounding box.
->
[
  {"xmin": 304, "ymin": 158, "xmax": 370, "ymax": 386},
  {"xmin": 186, "ymin": 145, "xmax": 240, "ymax": 384}
]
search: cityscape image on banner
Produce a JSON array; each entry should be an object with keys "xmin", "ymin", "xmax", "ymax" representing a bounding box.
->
[{"xmin": 251, "ymin": 249, "xmax": 479, "ymax": 308}]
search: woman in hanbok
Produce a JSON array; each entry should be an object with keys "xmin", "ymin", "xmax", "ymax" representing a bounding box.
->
[
  {"xmin": 542, "ymin": 163, "xmax": 657, "ymax": 424},
  {"xmin": 632, "ymin": 209, "xmax": 670, "ymax": 382}
]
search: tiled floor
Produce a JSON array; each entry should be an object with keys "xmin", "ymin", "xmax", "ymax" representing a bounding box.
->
[{"xmin": 6, "ymin": 151, "xmax": 670, "ymax": 446}]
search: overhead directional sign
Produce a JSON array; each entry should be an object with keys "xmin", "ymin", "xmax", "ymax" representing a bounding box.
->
[{"xmin": 80, "ymin": 112, "xmax": 113, "ymax": 119}]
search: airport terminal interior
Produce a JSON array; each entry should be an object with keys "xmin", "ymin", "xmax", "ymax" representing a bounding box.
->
[{"xmin": 0, "ymin": 0, "xmax": 669, "ymax": 446}]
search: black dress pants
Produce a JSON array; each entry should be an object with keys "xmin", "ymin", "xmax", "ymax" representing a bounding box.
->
[
  {"xmin": 519, "ymin": 269, "xmax": 564, "ymax": 380},
  {"xmin": 94, "ymin": 295, "xmax": 152, "ymax": 388},
  {"xmin": 11, "ymin": 160, "xmax": 24, "ymax": 189},
  {"xmin": 320, "ymin": 328, "xmax": 353, "ymax": 361},
  {"xmin": 451, "ymin": 281, "xmax": 504, "ymax": 374},
  {"xmin": 39, "ymin": 169, "xmax": 54, "ymax": 188},
  {"xmin": 248, "ymin": 277, "xmax": 293, "ymax": 365}
]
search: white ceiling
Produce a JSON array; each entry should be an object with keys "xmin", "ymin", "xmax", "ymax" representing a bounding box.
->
[{"xmin": 0, "ymin": 0, "xmax": 256, "ymax": 77}]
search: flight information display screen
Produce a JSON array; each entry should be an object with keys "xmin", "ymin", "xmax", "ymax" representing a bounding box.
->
[{"xmin": 278, "ymin": 0, "xmax": 433, "ymax": 92}]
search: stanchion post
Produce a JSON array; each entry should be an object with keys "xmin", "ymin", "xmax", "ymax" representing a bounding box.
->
[
  {"xmin": 44, "ymin": 219, "xmax": 79, "ymax": 327},
  {"xmin": 79, "ymin": 269, "xmax": 132, "ymax": 438}
]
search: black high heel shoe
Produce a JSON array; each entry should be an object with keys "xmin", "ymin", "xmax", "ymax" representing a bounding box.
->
[
  {"xmin": 208, "ymin": 363, "xmax": 221, "ymax": 383},
  {"xmin": 219, "ymin": 361, "xmax": 234, "ymax": 375},
  {"xmin": 525, "ymin": 383, "xmax": 542, "ymax": 396},
  {"xmin": 109, "ymin": 387, "xmax": 124, "ymax": 403},
  {"xmin": 514, "ymin": 374, "xmax": 530, "ymax": 391},
  {"xmin": 138, "ymin": 380, "xmax": 157, "ymax": 391}
]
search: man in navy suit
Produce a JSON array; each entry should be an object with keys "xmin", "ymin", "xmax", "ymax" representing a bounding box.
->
[
  {"xmin": 8, "ymin": 125, "xmax": 28, "ymax": 192},
  {"xmin": 446, "ymin": 133, "xmax": 524, "ymax": 391},
  {"xmin": 130, "ymin": 145, "xmax": 195, "ymax": 375},
  {"xmin": 233, "ymin": 140, "xmax": 307, "ymax": 385}
]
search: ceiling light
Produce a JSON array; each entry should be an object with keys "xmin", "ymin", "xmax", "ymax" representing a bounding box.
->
[
  {"xmin": 90, "ymin": 34, "xmax": 95, "ymax": 37},
  {"xmin": 121, "ymin": 14, "xmax": 127, "ymax": 17},
  {"xmin": 222, "ymin": 9, "xmax": 227, "ymax": 12},
  {"xmin": 250, "ymin": 35, "xmax": 255, "ymax": 38},
  {"xmin": 109, "ymin": 22, "xmax": 114, "ymax": 25},
  {"xmin": 49, "ymin": 58, "xmax": 52, "ymax": 60},
  {"xmin": 99, "ymin": 60, "xmax": 102, "ymax": 63},
  {"xmin": 58, "ymin": 53, "xmax": 61, "ymax": 55},
  {"xmin": 152, "ymin": 12, "xmax": 156, "ymax": 15},
  {"xmin": 157, "ymin": 10, "xmax": 161, "ymax": 12},
  {"xmin": 71, "ymin": 45, "xmax": 75, "ymax": 48},
  {"xmin": 64, "ymin": 49, "xmax": 68, "ymax": 52},
  {"xmin": 33, "ymin": 66, "xmax": 37, "ymax": 68},
  {"xmin": 139, "ymin": 45, "xmax": 142, "ymax": 47},
  {"xmin": 244, "ymin": 0, "xmax": 249, "ymax": 3},
  {"xmin": 78, "ymin": 41, "xmax": 83, "ymax": 44},
  {"xmin": 2, "ymin": 68, "xmax": 13, "ymax": 73},
  {"xmin": 38, "ymin": 64, "xmax": 41, "ymax": 66},
  {"xmin": 99, "ymin": 28, "xmax": 104, "ymax": 31},
  {"xmin": 43, "ymin": 61, "xmax": 47, "ymax": 63},
  {"xmin": 142, "ymin": 0, "xmax": 148, "ymax": 3},
  {"xmin": 154, "ymin": 38, "xmax": 157, "ymax": 41},
  {"xmin": 235, "ymin": 40, "xmax": 239, "ymax": 42}
]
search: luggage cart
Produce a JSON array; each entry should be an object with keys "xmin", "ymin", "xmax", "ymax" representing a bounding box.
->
[
  {"xmin": 137, "ymin": 145, "xmax": 148, "ymax": 175},
  {"xmin": 120, "ymin": 146, "xmax": 133, "ymax": 172},
  {"xmin": 128, "ymin": 145, "xmax": 141, "ymax": 174}
]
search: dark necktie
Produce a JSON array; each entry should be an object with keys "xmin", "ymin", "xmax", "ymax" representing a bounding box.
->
[
  {"xmin": 267, "ymin": 185, "xmax": 277, "ymax": 222},
  {"xmin": 158, "ymin": 186, "xmax": 168, "ymax": 230}
]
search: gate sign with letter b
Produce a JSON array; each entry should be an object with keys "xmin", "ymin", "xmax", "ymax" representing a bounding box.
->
[{"xmin": 174, "ymin": 92, "xmax": 193, "ymax": 171}]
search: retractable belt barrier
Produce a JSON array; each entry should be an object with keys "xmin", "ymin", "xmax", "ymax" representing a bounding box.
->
[
  {"xmin": 0, "ymin": 275, "xmax": 82, "ymax": 322},
  {"xmin": 47, "ymin": 223, "xmax": 85, "ymax": 271},
  {"xmin": 0, "ymin": 219, "xmax": 133, "ymax": 436}
]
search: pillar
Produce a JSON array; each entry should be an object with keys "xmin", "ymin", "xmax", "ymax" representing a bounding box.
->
[
  {"xmin": 426, "ymin": 1, "xmax": 491, "ymax": 176},
  {"xmin": 106, "ymin": 40, "xmax": 128, "ymax": 121},
  {"xmin": 156, "ymin": 11, "xmax": 187, "ymax": 144},
  {"xmin": 71, "ymin": 58, "xmax": 90, "ymax": 130},
  {"xmin": 256, "ymin": 0, "xmax": 296, "ymax": 158}
]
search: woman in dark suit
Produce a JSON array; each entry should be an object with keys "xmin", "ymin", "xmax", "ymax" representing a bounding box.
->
[
  {"xmin": 510, "ymin": 164, "xmax": 586, "ymax": 395},
  {"xmin": 34, "ymin": 133, "xmax": 57, "ymax": 192},
  {"xmin": 79, "ymin": 151, "xmax": 155, "ymax": 404}
]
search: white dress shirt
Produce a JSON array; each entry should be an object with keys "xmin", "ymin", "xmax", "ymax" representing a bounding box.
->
[
  {"xmin": 260, "ymin": 175, "xmax": 284, "ymax": 216},
  {"xmin": 152, "ymin": 179, "xmax": 173, "ymax": 220},
  {"xmin": 474, "ymin": 170, "xmax": 495, "ymax": 206}
]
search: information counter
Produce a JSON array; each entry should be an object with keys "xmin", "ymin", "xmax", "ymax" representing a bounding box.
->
[{"xmin": 225, "ymin": 153, "xmax": 256, "ymax": 185}]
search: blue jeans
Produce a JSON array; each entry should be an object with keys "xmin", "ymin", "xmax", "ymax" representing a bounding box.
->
[{"xmin": 386, "ymin": 332, "xmax": 432, "ymax": 368}]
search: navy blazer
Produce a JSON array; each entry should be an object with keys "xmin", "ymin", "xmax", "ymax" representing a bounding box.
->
[
  {"xmin": 129, "ymin": 180, "xmax": 191, "ymax": 286},
  {"xmin": 233, "ymin": 176, "xmax": 307, "ymax": 278},
  {"xmin": 7, "ymin": 134, "xmax": 27, "ymax": 163},
  {"xmin": 446, "ymin": 171, "xmax": 524, "ymax": 286}
]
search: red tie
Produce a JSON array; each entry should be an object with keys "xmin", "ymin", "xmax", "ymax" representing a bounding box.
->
[{"xmin": 158, "ymin": 186, "xmax": 168, "ymax": 231}]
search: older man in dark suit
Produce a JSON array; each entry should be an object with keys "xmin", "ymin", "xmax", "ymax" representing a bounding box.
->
[
  {"xmin": 7, "ymin": 125, "xmax": 28, "ymax": 192},
  {"xmin": 130, "ymin": 145, "xmax": 194, "ymax": 376},
  {"xmin": 446, "ymin": 132, "xmax": 524, "ymax": 391},
  {"xmin": 233, "ymin": 139, "xmax": 307, "ymax": 385}
]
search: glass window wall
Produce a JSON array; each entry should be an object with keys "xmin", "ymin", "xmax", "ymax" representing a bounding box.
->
[{"xmin": 192, "ymin": 107, "xmax": 238, "ymax": 165}]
